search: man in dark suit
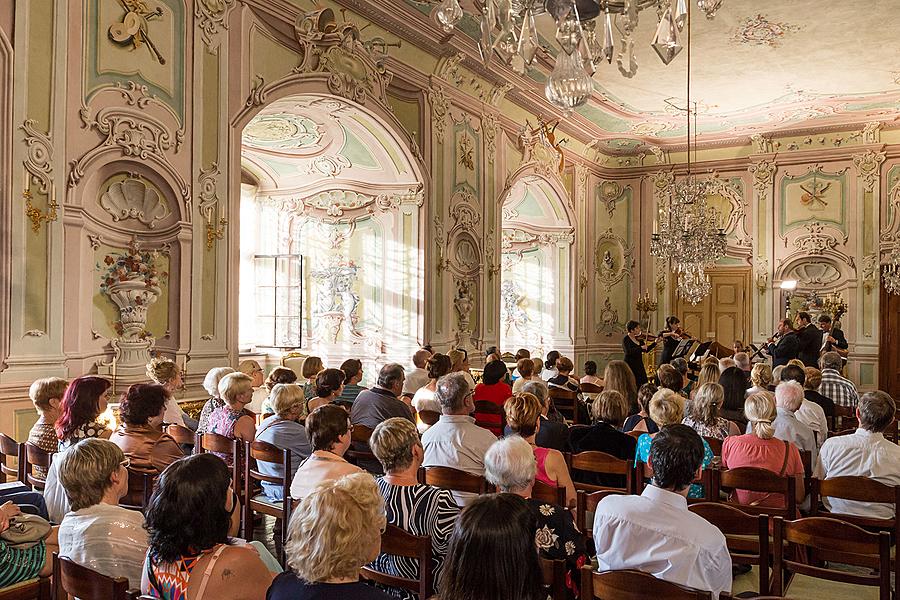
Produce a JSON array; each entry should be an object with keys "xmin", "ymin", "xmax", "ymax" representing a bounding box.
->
[
  {"xmin": 767, "ymin": 318, "xmax": 800, "ymax": 367},
  {"xmin": 796, "ymin": 311, "xmax": 822, "ymax": 367},
  {"xmin": 818, "ymin": 314, "xmax": 848, "ymax": 358}
]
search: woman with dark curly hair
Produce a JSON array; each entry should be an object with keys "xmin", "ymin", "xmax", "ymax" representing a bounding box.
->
[
  {"xmin": 307, "ymin": 368, "xmax": 346, "ymax": 413},
  {"xmin": 142, "ymin": 454, "xmax": 276, "ymax": 599},
  {"xmin": 109, "ymin": 384, "xmax": 183, "ymax": 473},
  {"xmin": 259, "ymin": 367, "xmax": 299, "ymax": 416}
]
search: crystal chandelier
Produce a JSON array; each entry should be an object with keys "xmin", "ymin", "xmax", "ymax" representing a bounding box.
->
[
  {"xmin": 883, "ymin": 247, "xmax": 900, "ymax": 295},
  {"xmin": 648, "ymin": 0, "xmax": 725, "ymax": 305},
  {"xmin": 433, "ymin": 0, "xmax": 724, "ymax": 112}
]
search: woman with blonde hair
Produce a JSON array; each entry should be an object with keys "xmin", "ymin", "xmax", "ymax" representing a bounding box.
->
[
  {"xmin": 146, "ymin": 357, "xmax": 193, "ymax": 429},
  {"xmin": 268, "ymin": 474, "xmax": 391, "ymax": 599},
  {"xmin": 238, "ymin": 360, "xmax": 266, "ymax": 413},
  {"xmin": 255, "ymin": 384, "xmax": 310, "ymax": 502},
  {"xmin": 746, "ymin": 363, "xmax": 773, "ymax": 397},
  {"xmin": 634, "ymin": 388, "xmax": 714, "ymax": 499},
  {"xmin": 447, "ymin": 349, "xmax": 476, "ymax": 391},
  {"xmin": 683, "ymin": 383, "xmax": 740, "ymax": 440},
  {"xmin": 504, "ymin": 393, "xmax": 576, "ymax": 507},
  {"xmin": 694, "ymin": 363, "xmax": 721, "ymax": 392},
  {"xmin": 206, "ymin": 372, "xmax": 256, "ymax": 467},
  {"xmin": 301, "ymin": 357, "xmax": 324, "ymax": 400},
  {"xmin": 721, "ymin": 391, "xmax": 805, "ymax": 508},
  {"xmin": 603, "ymin": 360, "xmax": 638, "ymax": 415}
]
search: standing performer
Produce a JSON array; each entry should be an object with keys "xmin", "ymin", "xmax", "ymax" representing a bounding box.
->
[
  {"xmin": 767, "ymin": 318, "xmax": 800, "ymax": 367},
  {"xmin": 796, "ymin": 311, "xmax": 822, "ymax": 367},
  {"xmin": 657, "ymin": 316, "xmax": 686, "ymax": 366},
  {"xmin": 623, "ymin": 320, "xmax": 657, "ymax": 387}
]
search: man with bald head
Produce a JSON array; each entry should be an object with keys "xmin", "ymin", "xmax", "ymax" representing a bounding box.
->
[{"xmin": 402, "ymin": 348, "xmax": 433, "ymax": 396}]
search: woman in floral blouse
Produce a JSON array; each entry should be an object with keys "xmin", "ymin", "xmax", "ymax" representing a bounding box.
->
[
  {"xmin": 682, "ymin": 383, "xmax": 741, "ymax": 440},
  {"xmin": 483, "ymin": 435, "xmax": 588, "ymax": 599}
]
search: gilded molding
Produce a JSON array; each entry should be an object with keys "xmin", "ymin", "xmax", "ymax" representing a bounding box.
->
[
  {"xmin": 198, "ymin": 163, "xmax": 226, "ymax": 250},
  {"xmin": 749, "ymin": 159, "xmax": 776, "ymax": 195},
  {"xmin": 481, "ymin": 112, "xmax": 498, "ymax": 164},
  {"xmin": 20, "ymin": 119, "xmax": 58, "ymax": 233}
]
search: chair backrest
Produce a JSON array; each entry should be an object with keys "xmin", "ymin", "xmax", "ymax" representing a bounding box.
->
[
  {"xmin": 423, "ymin": 466, "xmax": 486, "ymax": 495},
  {"xmin": 0, "ymin": 434, "xmax": 22, "ymax": 483},
  {"xmin": 702, "ymin": 436, "xmax": 722, "ymax": 457},
  {"xmin": 197, "ymin": 432, "xmax": 241, "ymax": 486},
  {"xmin": 579, "ymin": 567, "xmax": 713, "ymax": 600},
  {"xmin": 532, "ymin": 479, "xmax": 566, "ymax": 506},
  {"xmin": 539, "ymin": 557, "xmax": 566, "ymax": 600},
  {"xmin": 280, "ymin": 352, "xmax": 308, "ymax": 380},
  {"xmin": 548, "ymin": 388, "xmax": 579, "ymax": 423},
  {"xmin": 350, "ymin": 424, "xmax": 373, "ymax": 445},
  {"xmin": 831, "ymin": 405, "xmax": 858, "ymax": 431},
  {"xmin": 688, "ymin": 502, "xmax": 769, "ymax": 595},
  {"xmin": 346, "ymin": 424, "xmax": 377, "ymax": 466},
  {"xmin": 360, "ymin": 524, "xmax": 433, "ymax": 598},
  {"xmin": 772, "ymin": 516, "xmax": 891, "ymax": 600},
  {"xmin": 22, "ymin": 442, "xmax": 53, "ymax": 491},
  {"xmin": 119, "ymin": 468, "xmax": 157, "ymax": 512},
  {"xmin": 809, "ymin": 476, "xmax": 899, "ymax": 539},
  {"xmin": 243, "ymin": 440, "xmax": 292, "ymax": 550},
  {"xmin": 568, "ymin": 451, "xmax": 634, "ymax": 494},
  {"xmin": 472, "ymin": 400, "xmax": 504, "ymax": 435},
  {"xmin": 575, "ymin": 489, "xmax": 625, "ymax": 533},
  {"xmin": 580, "ymin": 382, "xmax": 603, "ymax": 394},
  {"xmin": 714, "ymin": 466, "xmax": 799, "ymax": 518},
  {"xmin": 53, "ymin": 553, "xmax": 134, "ymax": 600},
  {"xmin": 165, "ymin": 424, "xmax": 196, "ymax": 447},
  {"xmin": 0, "ymin": 576, "xmax": 51, "ymax": 600},
  {"xmin": 417, "ymin": 410, "xmax": 440, "ymax": 427},
  {"xmin": 827, "ymin": 427, "xmax": 856, "ymax": 439}
]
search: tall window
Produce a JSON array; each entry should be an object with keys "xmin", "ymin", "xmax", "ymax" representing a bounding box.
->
[{"xmin": 252, "ymin": 254, "xmax": 303, "ymax": 348}]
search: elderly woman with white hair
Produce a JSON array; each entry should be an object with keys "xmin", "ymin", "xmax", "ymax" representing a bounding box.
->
[
  {"xmin": 484, "ymin": 436, "xmax": 588, "ymax": 600},
  {"xmin": 771, "ymin": 380, "xmax": 818, "ymax": 464},
  {"xmin": 206, "ymin": 372, "xmax": 256, "ymax": 467},
  {"xmin": 368, "ymin": 417, "xmax": 459, "ymax": 600},
  {"xmin": 255, "ymin": 384, "xmax": 311, "ymax": 502},
  {"xmin": 197, "ymin": 366, "xmax": 235, "ymax": 433}
]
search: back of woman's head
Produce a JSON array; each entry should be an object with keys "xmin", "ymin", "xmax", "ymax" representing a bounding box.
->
[
  {"xmin": 264, "ymin": 367, "xmax": 297, "ymax": 393},
  {"xmin": 636, "ymin": 383, "xmax": 658, "ymax": 414},
  {"xmin": 516, "ymin": 357, "xmax": 534, "ymax": 378},
  {"xmin": 688, "ymin": 383, "xmax": 724, "ymax": 426},
  {"xmin": 648, "ymin": 388, "xmax": 685, "ymax": 427},
  {"xmin": 657, "ymin": 364, "xmax": 683, "ymax": 392},
  {"xmin": 744, "ymin": 392, "xmax": 776, "ymax": 439},
  {"xmin": 146, "ymin": 357, "xmax": 178, "ymax": 385},
  {"xmin": 583, "ymin": 360, "xmax": 597, "ymax": 376},
  {"xmin": 803, "ymin": 367, "xmax": 822, "ymax": 390},
  {"xmin": 750, "ymin": 363, "xmax": 773, "ymax": 389},
  {"xmin": 426, "ymin": 353, "xmax": 452, "ymax": 380},
  {"xmin": 440, "ymin": 493, "xmax": 544, "ymax": 600},
  {"xmin": 603, "ymin": 360, "xmax": 637, "ymax": 407},
  {"xmin": 594, "ymin": 390, "xmax": 627, "ymax": 427},
  {"xmin": 56, "ymin": 376, "xmax": 111, "ymax": 441},
  {"xmin": 719, "ymin": 366, "xmax": 749, "ymax": 412},
  {"xmin": 482, "ymin": 359, "xmax": 509, "ymax": 385},
  {"xmin": 306, "ymin": 404, "xmax": 350, "ymax": 451},
  {"xmin": 145, "ymin": 454, "xmax": 231, "ymax": 563},
  {"xmin": 119, "ymin": 383, "xmax": 169, "ymax": 426},
  {"xmin": 544, "ymin": 350, "xmax": 560, "ymax": 370},
  {"xmin": 202, "ymin": 367, "xmax": 234, "ymax": 397},
  {"xmin": 504, "ymin": 393, "xmax": 541, "ymax": 437},
  {"xmin": 315, "ymin": 368, "xmax": 346, "ymax": 398},
  {"xmin": 301, "ymin": 356, "xmax": 324, "ymax": 380},
  {"xmin": 555, "ymin": 356, "xmax": 574, "ymax": 374},
  {"xmin": 696, "ymin": 363, "xmax": 721, "ymax": 388}
]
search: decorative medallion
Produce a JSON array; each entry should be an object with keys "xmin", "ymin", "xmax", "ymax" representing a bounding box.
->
[
  {"xmin": 731, "ymin": 14, "xmax": 799, "ymax": 48},
  {"xmin": 242, "ymin": 114, "xmax": 323, "ymax": 150},
  {"xmin": 100, "ymin": 177, "xmax": 171, "ymax": 229}
]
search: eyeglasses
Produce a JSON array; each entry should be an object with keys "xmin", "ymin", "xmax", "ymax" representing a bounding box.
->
[{"xmin": 119, "ymin": 458, "xmax": 131, "ymax": 470}]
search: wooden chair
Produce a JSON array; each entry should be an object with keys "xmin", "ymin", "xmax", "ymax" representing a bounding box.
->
[
  {"xmin": 242, "ymin": 440, "xmax": 291, "ymax": 560},
  {"xmin": 53, "ymin": 553, "xmax": 139, "ymax": 600},
  {"xmin": 831, "ymin": 405, "xmax": 858, "ymax": 432},
  {"xmin": 702, "ymin": 436, "xmax": 722, "ymax": 457},
  {"xmin": 636, "ymin": 462, "xmax": 714, "ymax": 502},
  {"xmin": 22, "ymin": 443, "xmax": 52, "ymax": 491},
  {"xmin": 688, "ymin": 502, "xmax": 770, "ymax": 596},
  {"xmin": 472, "ymin": 400, "xmax": 504, "ymax": 436},
  {"xmin": 0, "ymin": 577, "xmax": 50, "ymax": 600},
  {"xmin": 808, "ymin": 476, "xmax": 900, "ymax": 541},
  {"xmin": 119, "ymin": 468, "xmax": 157, "ymax": 513},
  {"xmin": 580, "ymin": 382, "xmax": 603, "ymax": 394},
  {"xmin": 827, "ymin": 427, "xmax": 856, "ymax": 439},
  {"xmin": 625, "ymin": 430, "xmax": 643, "ymax": 442},
  {"xmin": 540, "ymin": 556, "xmax": 567, "ymax": 600},
  {"xmin": 532, "ymin": 479, "xmax": 566, "ymax": 506},
  {"xmin": 578, "ymin": 567, "xmax": 712, "ymax": 600},
  {"xmin": 713, "ymin": 466, "xmax": 800, "ymax": 519},
  {"xmin": 549, "ymin": 388, "xmax": 579, "ymax": 424},
  {"xmin": 360, "ymin": 524, "xmax": 433, "ymax": 599},
  {"xmin": 345, "ymin": 424, "xmax": 377, "ymax": 466},
  {"xmin": 772, "ymin": 516, "xmax": 891, "ymax": 600},
  {"xmin": 0, "ymin": 434, "xmax": 23, "ymax": 484},
  {"xmin": 417, "ymin": 409, "xmax": 440, "ymax": 427},
  {"xmin": 567, "ymin": 451, "xmax": 634, "ymax": 494},
  {"xmin": 422, "ymin": 466, "xmax": 486, "ymax": 495},
  {"xmin": 196, "ymin": 432, "xmax": 242, "ymax": 491},
  {"xmin": 575, "ymin": 489, "xmax": 625, "ymax": 533},
  {"xmin": 166, "ymin": 424, "xmax": 196, "ymax": 449}
]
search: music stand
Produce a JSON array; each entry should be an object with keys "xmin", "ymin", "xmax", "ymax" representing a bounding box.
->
[
  {"xmin": 689, "ymin": 341, "xmax": 713, "ymax": 364},
  {"xmin": 672, "ymin": 339, "xmax": 696, "ymax": 360}
]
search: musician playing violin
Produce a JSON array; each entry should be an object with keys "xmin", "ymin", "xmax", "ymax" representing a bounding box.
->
[
  {"xmin": 623, "ymin": 320, "xmax": 657, "ymax": 387},
  {"xmin": 657, "ymin": 315, "xmax": 690, "ymax": 366}
]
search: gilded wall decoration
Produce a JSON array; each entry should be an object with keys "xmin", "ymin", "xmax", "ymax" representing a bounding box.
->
[
  {"xmin": 481, "ymin": 112, "xmax": 498, "ymax": 163},
  {"xmin": 519, "ymin": 118, "xmax": 565, "ymax": 177},
  {"xmin": 597, "ymin": 180, "xmax": 625, "ymax": 216},
  {"xmin": 108, "ymin": 1, "xmax": 167, "ymax": 64},
  {"xmin": 750, "ymin": 134, "xmax": 778, "ymax": 154},
  {"xmin": 99, "ymin": 176, "xmax": 171, "ymax": 228},
  {"xmin": 852, "ymin": 150, "xmax": 886, "ymax": 193},
  {"xmin": 194, "ymin": 0, "xmax": 236, "ymax": 52},
  {"xmin": 449, "ymin": 188, "xmax": 480, "ymax": 231},
  {"xmin": 20, "ymin": 119, "xmax": 58, "ymax": 233},
  {"xmin": 791, "ymin": 221, "xmax": 854, "ymax": 268},
  {"xmin": 861, "ymin": 254, "xmax": 879, "ymax": 293},
  {"xmin": 594, "ymin": 227, "xmax": 634, "ymax": 287},
  {"xmin": 701, "ymin": 174, "xmax": 752, "ymax": 253},
  {"xmin": 458, "ymin": 135, "xmax": 475, "ymax": 171},
  {"xmin": 198, "ymin": 163, "xmax": 225, "ymax": 249},
  {"xmin": 755, "ymin": 256, "xmax": 770, "ymax": 294}
]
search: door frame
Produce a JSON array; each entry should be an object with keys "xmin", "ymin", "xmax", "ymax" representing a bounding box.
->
[{"xmin": 669, "ymin": 266, "xmax": 752, "ymax": 344}]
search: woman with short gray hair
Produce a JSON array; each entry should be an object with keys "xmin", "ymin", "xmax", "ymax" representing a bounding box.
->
[
  {"xmin": 483, "ymin": 436, "xmax": 588, "ymax": 599},
  {"xmin": 198, "ymin": 367, "xmax": 235, "ymax": 434}
]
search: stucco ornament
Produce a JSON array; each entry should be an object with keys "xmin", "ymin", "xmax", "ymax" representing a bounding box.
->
[
  {"xmin": 310, "ymin": 258, "xmax": 362, "ymax": 343},
  {"xmin": 100, "ymin": 177, "xmax": 171, "ymax": 229},
  {"xmin": 454, "ymin": 279, "xmax": 475, "ymax": 350},
  {"xmin": 194, "ymin": 0, "xmax": 236, "ymax": 52}
]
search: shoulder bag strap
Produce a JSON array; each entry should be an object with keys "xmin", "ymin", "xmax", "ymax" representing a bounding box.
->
[
  {"xmin": 778, "ymin": 439, "xmax": 791, "ymax": 477},
  {"xmin": 194, "ymin": 545, "xmax": 230, "ymax": 599}
]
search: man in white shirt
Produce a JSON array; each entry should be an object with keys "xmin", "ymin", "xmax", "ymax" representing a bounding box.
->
[
  {"xmin": 421, "ymin": 372, "xmax": 497, "ymax": 507},
  {"xmin": 772, "ymin": 381, "xmax": 818, "ymax": 465},
  {"xmin": 402, "ymin": 348, "xmax": 432, "ymax": 396},
  {"xmin": 780, "ymin": 365, "xmax": 827, "ymax": 447},
  {"xmin": 814, "ymin": 390, "xmax": 900, "ymax": 520},
  {"xmin": 593, "ymin": 424, "xmax": 732, "ymax": 599}
]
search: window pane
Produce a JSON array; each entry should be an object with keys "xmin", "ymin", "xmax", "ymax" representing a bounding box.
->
[
  {"xmin": 275, "ymin": 287, "xmax": 293, "ymax": 315},
  {"xmin": 256, "ymin": 288, "xmax": 276, "ymax": 316},
  {"xmin": 275, "ymin": 317, "xmax": 300, "ymax": 347},
  {"xmin": 255, "ymin": 257, "xmax": 275, "ymax": 287},
  {"xmin": 255, "ymin": 317, "xmax": 275, "ymax": 347},
  {"xmin": 276, "ymin": 256, "xmax": 292, "ymax": 286}
]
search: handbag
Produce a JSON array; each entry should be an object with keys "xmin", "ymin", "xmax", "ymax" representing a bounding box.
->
[{"xmin": 1, "ymin": 514, "xmax": 51, "ymax": 548}]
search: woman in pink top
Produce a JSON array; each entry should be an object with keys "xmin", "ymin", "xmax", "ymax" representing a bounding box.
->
[
  {"xmin": 504, "ymin": 393, "xmax": 576, "ymax": 507},
  {"xmin": 721, "ymin": 391, "xmax": 805, "ymax": 508}
]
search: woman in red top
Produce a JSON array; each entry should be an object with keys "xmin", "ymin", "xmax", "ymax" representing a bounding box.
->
[{"xmin": 473, "ymin": 360, "xmax": 512, "ymax": 435}]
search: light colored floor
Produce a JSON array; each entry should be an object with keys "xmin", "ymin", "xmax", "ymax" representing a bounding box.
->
[{"xmin": 733, "ymin": 566, "xmax": 881, "ymax": 599}]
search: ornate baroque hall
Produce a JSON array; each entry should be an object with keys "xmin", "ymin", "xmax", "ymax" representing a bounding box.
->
[{"xmin": 3, "ymin": 0, "xmax": 900, "ymax": 598}]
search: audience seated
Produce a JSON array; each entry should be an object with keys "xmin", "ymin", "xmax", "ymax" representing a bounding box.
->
[
  {"xmin": 718, "ymin": 366, "xmax": 750, "ymax": 430},
  {"xmin": 682, "ymin": 382, "xmax": 740, "ymax": 440},
  {"xmin": 289, "ymin": 405, "xmax": 361, "ymax": 501},
  {"xmin": 207, "ymin": 372, "xmax": 256, "ymax": 467},
  {"xmin": 814, "ymin": 390, "xmax": 900, "ymax": 519},
  {"xmin": 771, "ymin": 380, "xmax": 818, "ymax": 463},
  {"xmin": 484, "ymin": 436, "xmax": 588, "ymax": 600},
  {"xmin": 745, "ymin": 363, "xmax": 773, "ymax": 398},
  {"xmin": 26, "ymin": 376, "xmax": 67, "ymax": 479},
  {"xmin": 547, "ymin": 357, "xmax": 579, "ymax": 393},
  {"xmin": 146, "ymin": 357, "xmax": 194, "ymax": 430},
  {"xmin": 622, "ymin": 383, "xmax": 659, "ymax": 434},
  {"xmin": 593, "ymin": 424, "xmax": 731, "ymax": 599},
  {"xmin": 268, "ymin": 473, "xmax": 391, "ymax": 600},
  {"xmin": 634, "ymin": 389, "xmax": 713, "ymax": 499},
  {"xmin": 514, "ymin": 380, "xmax": 568, "ymax": 451},
  {"xmin": 46, "ymin": 375, "xmax": 114, "ymax": 522},
  {"xmin": 531, "ymin": 357, "xmax": 544, "ymax": 381},
  {"xmin": 721, "ymin": 392, "xmax": 805, "ymax": 508},
  {"xmin": 0, "ymin": 500, "xmax": 57, "ymax": 585},
  {"xmin": 238, "ymin": 360, "xmax": 267, "ymax": 414},
  {"xmin": 819, "ymin": 351, "xmax": 859, "ymax": 408},
  {"xmin": 437, "ymin": 493, "xmax": 545, "ymax": 600},
  {"xmin": 259, "ymin": 367, "xmax": 298, "ymax": 416},
  {"xmin": 580, "ymin": 360, "xmax": 604, "ymax": 387},
  {"xmin": 337, "ymin": 359, "xmax": 366, "ymax": 406},
  {"xmin": 447, "ymin": 349, "xmax": 476, "ymax": 391},
  {"xmin": 301, "ymin": 356, "xmax": 324, "ymax": 400},
  {"xmin": 733, "ymin": 352, "xmax": 751, "ymax": 373},
  {"xmin": 511, "ymin": 357, "xmax": 537, "ymax": 393},
  {"xmin": 510, "ymin": 348, "xmax": 531, "ymax": 381},
  {"xmin": 803, "ymin": 366, "xmax": 835, "ymax": 417},
  {"xmin": 351, "ymin": 364, "xmax": 415, "ymax": 472},
  {"xmin": 421, "ymin": 373, "xmax": 497, "ymax": 507},
  {"xmin": 568, "ymin": 390, "xmax": 637, "ymax": 487},
  {"xmin": 369, "ymin": 418, "xmax": 459, "ymax": 600},
  {"xmin": 670, "ymin": 358, "xmax": 692, "ymax": 397},
  {"xmin": 779, "ymin": 365, "xmax": 827, "ymax": 446},
  {"xmin": 772, "ymin": 365, "xmax": 785, "ymax": 387},
  {"xmin": 142, "ymin": 454, "xmax": 276, "ymax": 599},
  {"xmin": 255, "ymin": 383, "xmax": 311, "ymax": 502},
  {"xmin": 656, "ymin": 364, "xmax": 684, "ymax": 395},
  {"xmin": 308, "ymin": 368, "xmax": 346, "ymax": 413},
  {"xmin": 109, "ymin": 384, "xmax": 183, "ymax": 473},
  {"xmin": 504, "ymin": 393, "xmax": 576, "ymax": 507},
  {"xmin": 412, "ymin": 353, "xmax": 452, "ymax": 416},
  {"xmin": 472, "ymin": 360, "xmax": 512, "ymax": 435},
  {"xmin": 603, "ymin": 360, "xmax": 638, "ymax": 415},
  {"xmin": 718, "ymin": 357, "xmax": 737, "ymax": 373},
  {"xmin": 540, "ymin": 351, "xmax": 561, "ymax": 382},
  {"xmin": 404, "ymin": 349, "xmax": 433, "ymax": 397},
  {"xmin": 693, "ymin": 363, "xmax": 721, "ymax": 396},
  {"xmin": 58, "ymin": 438, "xmax": 147, "ymax": 587},
  {"xmin": 197, "ymin": 366, "xmax": 235, "ymax": 433}
]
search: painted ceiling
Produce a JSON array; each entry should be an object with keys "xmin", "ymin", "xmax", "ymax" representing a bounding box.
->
[{"xmin": 404, "ymin": 0, "xmax": 900, "ymax": 146}]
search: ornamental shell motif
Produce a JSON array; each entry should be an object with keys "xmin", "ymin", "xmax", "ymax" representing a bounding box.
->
[{"xmin": 99, "ymin": 178, "xmax": 171, "ymax": 229}]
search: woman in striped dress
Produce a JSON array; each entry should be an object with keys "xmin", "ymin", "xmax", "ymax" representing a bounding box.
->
[
  {"xmin": 0, "ymin": 500, "xmax": 57, "ymax": 587},
  {"xmin": 369, "ymin": 418, "xmax": 459, "ymax": 600}
]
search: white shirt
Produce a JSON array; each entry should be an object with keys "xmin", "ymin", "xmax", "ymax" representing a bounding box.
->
[
  {"xmin": 814, "ymin": 428, "xmax": 900, "ymax": 520},
  {"xmin": 773, "ymin": 407, "xmax": 818, "ymax": 465},
  {"xmin": 44, "ymin": 447, "xmax": 71, "ymax": 523},
  {"xmin": 162, "ymin": 396, "xmax": 188, "ymax": 426},
  {"xmin": 593, "ymin": 486, "xmax": 732, "ymax": 599},
  {"xmin": 794, "ymin": 399, "xmax": 827, "ymax": 448},
  {"xmin": 403, "ymin": 368, "xmax": 430, "ymax": 395},
  {"xmin": 246, "ymin": 387, "xmax": 269, "ymax": 414},
  {"xmin": 421, "ymin": 414, "xmax": 496, "ymax": 507},
  {"xmin": 58, "ymin": 503, "xmax": 148, "ymax": 588},
  {"xmin": 541, "ymin": 367, "xmax": 559, "ymax": 382}
]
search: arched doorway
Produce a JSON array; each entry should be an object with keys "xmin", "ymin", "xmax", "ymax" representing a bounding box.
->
[{"xmin": 499, "ymin": 174, "xmax": 575, "ymax": 358}]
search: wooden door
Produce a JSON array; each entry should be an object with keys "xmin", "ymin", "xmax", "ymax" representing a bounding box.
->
[
  {"xmin": 879, "ymin": 284, "xmax": 900, "ymax": 399},
  {"xmin": 672, "ymin": 267, "xmax": 750, "ymax": 345}
]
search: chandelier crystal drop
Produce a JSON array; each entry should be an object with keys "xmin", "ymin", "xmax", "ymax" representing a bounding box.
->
[
  {"xmin": 883, "ymin": 248, "xmax": 900, "ymax": 295},
  {"xmin": 436, "ymin": 0, "xmax": 464, "ymax": 32},
  {"xmin": 545, "ymin": 47, "xmax": 594, "ymax": 112}
]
